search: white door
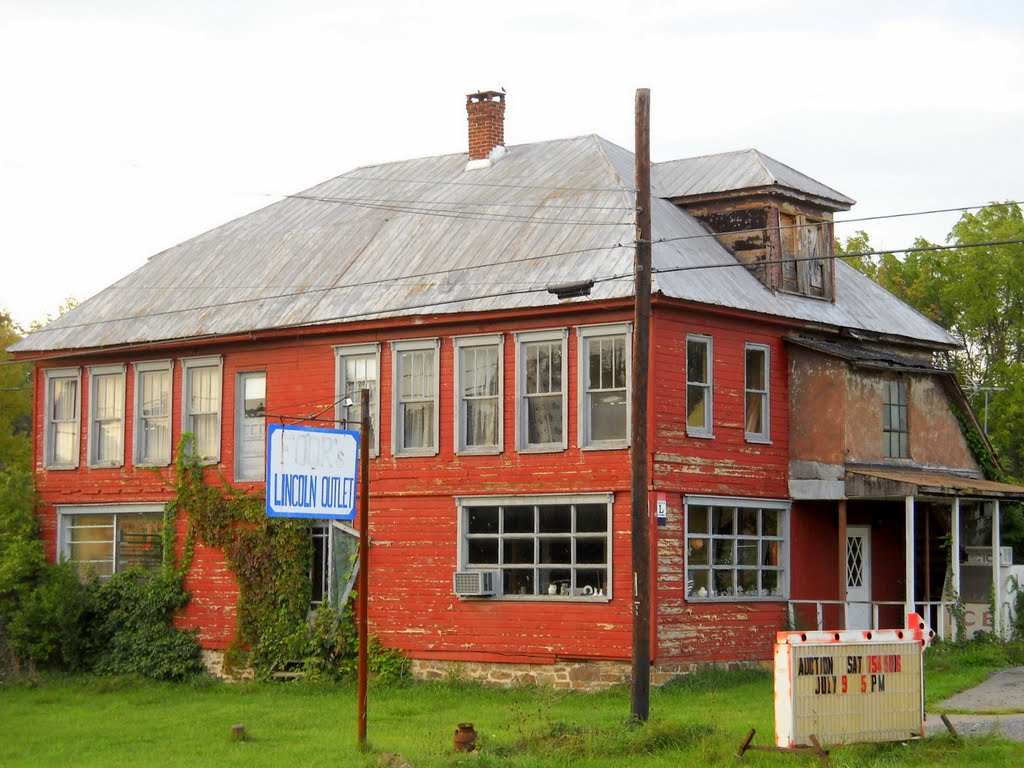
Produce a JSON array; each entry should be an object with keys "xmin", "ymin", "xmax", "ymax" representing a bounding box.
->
[{"xmin": 846, "ymin": 525, "xmax": 872, "ymax": 629}]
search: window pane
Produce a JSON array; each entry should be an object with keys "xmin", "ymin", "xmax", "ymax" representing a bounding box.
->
[
  {"xmin": 504, "ymin": 569, "xmax": 534, "ymax": 596},
  {"xmin": 687, "ymin": 385, "xmax": 707, "ymax": 430},
  {"xmin": 746, "ymin": 349, "xmax": 766, "ymax": 390},
  {"xmin": 538, "ymin": 505, "xmax": 571, "ymax": 533},
  {"xmin": 237, "ymin": 373, "xmax": 266, "ymax": 480},
  {"xmin": 527, "ymin": 395, "xmax": 562, "ymax": 444},
  {"xmin": 576, "ymin": 504, "xmax": 607, "ymax": 532},
  {"xmin": 467, "ymin": 507, "xmax": 499, "ymax": 534},
  {"xmin": 504, "ymin": 506, "xmax": 534, "ymax": 533},
  {"xmin": 465, "ymin": 399, "xmax": 498, "ymax": 447},
  {"xmin": 687, "ymin": 506, "xmax": 709, "ymax": 534},
  {"xmin": 576, "ymin": 537, "xmax": 606, "ymax": 564},
  {"xmin": 503, "ymin": 538, "xmax": 534, "ymax": 564},
  {"xmin": 116, "ymin": 513, "xmax": 162, "ymax": 571},
  {"xmin": 468, "ymin": 539, "xmax": 498, "ymax": 564},
  {"xmin": 402, "ymin": 401, "xmax": 434, "ymax": 449},
  {"xmin": 745, "ymin": 392, "xmax": 764, "ymax": 434},
  {"xmin": 538, "ymin": 539, "xmax": 571, "ymax": 564},
  {"xmin": 342, "ymin": 354, "xmax": 377, "ymax": 445},
  {"xmin": 590, "ymin": 391, "xmax": 627, "ymax": 441},
  {"xmin": 139, "ymin": 368, "xmax": 171, "ymax": 464}
]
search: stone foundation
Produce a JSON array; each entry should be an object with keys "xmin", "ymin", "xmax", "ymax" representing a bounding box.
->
[{"xmin": 201, "ymin": 649, "xmax": 253, "ymax": 680}]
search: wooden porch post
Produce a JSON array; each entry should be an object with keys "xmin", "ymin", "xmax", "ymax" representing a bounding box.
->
[
  {"xmin": 905, "ymin": 496, "xmax": 915, "ymax": 619},
  {"xmin": 838, "ymin": 500, "xmax": 848, "ymax": 629},
  {"xmin": 950, "ymin": 499, "xmax": 958, "ymax": 602},
  {"xmin": 991, "ymin": 500, "xmax": 1002, "ymax": 638}
]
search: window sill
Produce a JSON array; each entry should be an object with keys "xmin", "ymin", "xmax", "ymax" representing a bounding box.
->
[
  {"xmin": 461, "ymin": 595, "xmax": 612, "ymax": 603},
  {"xmin": 517, "ymin": 445, "xmax": 567, "ymax": 454},
  {"xmin": 688, "ymin": 595, "xmax": 786, "ymax": 602},
  {"xmin": 134, "ymin": 461, "xmax": 171, "ymax": 469},
  {"xmin": 457, "ymin": 447, "xmax": 503, "ymax": 456},
  {"xmin": 581, "ymin": 441, "xmax": 629, "ymax": 451},
  {"xmin": 744, "ymin": 436, "xmax": 772, "ymax": 445},
  {"xmin": 88, "ymin": 462, "xmax": 124, "ymax": 469},
  {"xmin": 43, "ymin": 464, "xmax": 78, "ymax": 471},
  {"xmin": 394, "ymin": 449, "xmax": 439, "ymax": 458},
  {"xmin": 686, "ymin": 431, "xmax": 715, "ymax": 440}
]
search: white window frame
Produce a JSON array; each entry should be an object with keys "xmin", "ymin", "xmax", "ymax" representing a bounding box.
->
[
  {"xmin": 133, "ymin": 360, "xmax": 173, "ymax": 467},
  {"xmin": 456, "ymin": 493, "xmax": 613, "ymax": 600},
  {"xmin": 180, "ymin": 355, "xmax": 223, "ymax": 463},
  {"xmin": 686, "ymin": 334, "xmax": 714, "ymax": 438},
  {"xmin": 58, "ymin": 503, "xmax": 164, "ymax": 580},
  {"xmin": 515, "ymin": 328, "xmax": 568, "ymax": 453},
  {"xmin": 309, "ymin": 520, "xmax": 360, "ymax": 611},
  {"xmin": 883, "ymin": 378, "xmax": 910, "ymax": 459},
  {"xmin": 577, "ymin": 323, "xmax": 631, "ymax": 449},
  {"xmin": 454, "ymin": 334, "xmax": 504, "ymax": 455},
  {"xmin": 391, "ymin": 338, "xmax": 440, "ymax": 457},
  {"xmin": 744, "ymin": 343, "xmax": 771, "ymax": 443},
  {"xmin": 235, "ymin": 370, "xmax": 267, "ymax": 482},
  {"xmin": 335, "ymin": 343, "xmax": 381, "ymax": 457},
  {"xmin": 87, "ymin": 364, "xmax": 126, "ymax": 468},
  {"xmin": 43, "ymin": 367, "xmax": 81, "ymax": 469},
  {"xmin": 684, "ymin": 495, "xmax": 789, "ymax": 602}
]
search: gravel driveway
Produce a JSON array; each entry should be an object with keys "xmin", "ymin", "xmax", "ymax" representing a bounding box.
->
[{"xmin": 925, "ymin": 667, "xmax": 1024, "ymax": 741}]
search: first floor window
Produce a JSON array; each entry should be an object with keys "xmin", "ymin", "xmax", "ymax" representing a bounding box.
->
[
  {"xmin": 44, "ymin": 368, "xmax": 81, "ymax": 468},
  {"xmin": 883, "ymin": 379, "xmax": 909, "ymax": 459},
  {"xmin": 60, "ymin": 505, "xmax": 163, "ymax": 579},
  {"xmin": 459, "ymin": 495, "xmax": 612, "ymax": 599},
  {"xmin": 455, "ymin": 335, "xmax": 502, "ymax": 453},
  {"xmin": 579, "ymin": 324, "xmax": 630, "ymax": 448},
  {"xmin": 685, "ymin": 497, "xmax": 787, "ymax": 600},
  {"xmin": 516, "ymin": 329, "xmax": 567, "ymax": 451},
  {"xmin": 309, "ymin": 522, "xmax": 359, "ymax": 611},
  {"xmin": 686, "ymin": 334, "xmax": 713, "ymax": 437},
  {"xmin": 88, "ymin": 365, "xmax": 125, "ymax": 467},
  {"xmin": 182, "ymin": 356, "xmax": 223, "ymax": 462},
  {"xmin": 134, "ymin": 361, "xmax": 172, "ymax": 466},
  {"xmin": 392, "ymin": 339, "xmax": 439, "ymax": 455},
  {"xmin": 744, "ymin": 343, "xmax": 770, "ymax": 442},
  {"xmin": 335, "ymin": 344, "xmax": 380, "ymax": 455}
]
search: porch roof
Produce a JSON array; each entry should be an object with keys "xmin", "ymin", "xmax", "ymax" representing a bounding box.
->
[{"xmin": 845, "ymin": 467, "xmax": 1024, "ymax": 500}]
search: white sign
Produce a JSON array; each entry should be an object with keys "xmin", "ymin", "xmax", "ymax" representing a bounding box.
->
[
  {"xmin": 266, "ymin": 423, "xmax": 360, "ymax": 520},
  {"xmin": 774, "ymin": 614, "xmax": 934, "ymax": 748}
]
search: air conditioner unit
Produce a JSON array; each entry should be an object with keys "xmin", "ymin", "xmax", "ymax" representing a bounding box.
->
[{"xmin": 453, "ymin": 570, "xmax": 498, "ymax": 597}]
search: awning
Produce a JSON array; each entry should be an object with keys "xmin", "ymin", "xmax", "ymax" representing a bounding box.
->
[{"xmin": 846, "ymin": 467, "xmax": 1024, "ymax": 500}]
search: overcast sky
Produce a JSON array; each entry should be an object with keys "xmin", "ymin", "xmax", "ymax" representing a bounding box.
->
[{"xmin": 2, "ymin": 0, "xmax": 1022, "ymax": 329}]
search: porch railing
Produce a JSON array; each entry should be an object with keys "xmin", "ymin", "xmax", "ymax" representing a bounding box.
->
[{"xmin": 787, "ymin": 599, "xmax": 959, "ymax": 638}]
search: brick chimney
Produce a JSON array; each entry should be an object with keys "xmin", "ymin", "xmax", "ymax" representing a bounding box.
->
[{"xmin": 466, "ymin": 90, "xmax": 506, "ymax": 161}]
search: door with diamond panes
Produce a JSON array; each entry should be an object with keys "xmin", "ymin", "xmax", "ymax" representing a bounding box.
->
[{"xmin": 846, "ymin": 525, "xmax": 872, "ymax": 628}]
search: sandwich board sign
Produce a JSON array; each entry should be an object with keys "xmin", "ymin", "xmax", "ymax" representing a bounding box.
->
[
  {"xmin": 266, "ymin": 423, "xmax": 360, "ymax": 520},
  {"xmin": 773, "ymin": 613, "xmax": 935, "ymax": 748}
]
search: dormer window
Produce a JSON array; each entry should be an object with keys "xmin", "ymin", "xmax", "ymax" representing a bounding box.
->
[{"xmin": 778, "ymin": 213, "xmax": 832, "ymax": 299}]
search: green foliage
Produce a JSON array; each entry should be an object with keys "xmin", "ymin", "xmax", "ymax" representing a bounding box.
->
[
  {"xmin": 0, "ymin": 311, "xmax": 32, "ymax": 473},
  {"xmin": 88, "ymin": 570, "xmax": 203, "ymax": 680}
]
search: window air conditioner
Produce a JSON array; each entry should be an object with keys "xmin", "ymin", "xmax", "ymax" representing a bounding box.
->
[{"xmin": 453, "ymin": 570, "xmax": 498, "ymax": 597}]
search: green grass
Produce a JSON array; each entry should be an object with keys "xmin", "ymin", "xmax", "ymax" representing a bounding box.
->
[{"xmin": 0, "ymin": 645, "xmax": 1020, "ymax": 768}]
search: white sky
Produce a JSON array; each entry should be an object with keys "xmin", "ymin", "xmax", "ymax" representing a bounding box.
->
[{"xmin": 2, "ymin": 0, "xmax": 1022, "ymax": 329}]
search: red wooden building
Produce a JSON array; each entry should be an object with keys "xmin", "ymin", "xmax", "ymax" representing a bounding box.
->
[{"xmin": 12, "ymin": 91, "xmax": 1024, "ymax": 686}]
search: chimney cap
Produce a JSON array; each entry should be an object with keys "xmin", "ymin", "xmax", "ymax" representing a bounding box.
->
[{"xmin": 467, "ymin": 89, "xmax": 506, "ymax": 101}]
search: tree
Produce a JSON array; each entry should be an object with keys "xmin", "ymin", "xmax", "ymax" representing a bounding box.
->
[{"xmin": 0, "ymin": 312, "xmax": 32, "ymax": 473}]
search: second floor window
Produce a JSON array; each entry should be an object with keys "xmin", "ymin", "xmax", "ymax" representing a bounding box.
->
[
  {"xmin": 44, "ymin": 368, "xmax": 80, "ymax": 469},
  {"xmin": 235, "ymin": 371, "xmax": 266, "ymax": 481},
  {"xmin": 88, "ymin": 365, "xmax": 125, "ymax": 467},
  {"xmin": 134, "ymin": 361, "xmax": 172, "ymax": 466},
  {"xmin": 686, "ymin": 335, "xmax": 713, "ymax": 437},
  {"xmin": 744, "ymin": 344, "xmax": 770, "ymax": 442},
  {"xmin": 335, "ymin": 343, "xmax": 380, "ymax": 456},
  {"xmin": 883, "ymin": 379, "xmax": 909, "ymax": 459},
  {"xmin": 392, "ymin": 339, "xmax": 439, "ymax": 455},
  {"xmin": 579, "ymin": 324, "xmax": 631, "ymax": 448},
  {"xmin": 182, "ymin": 356, "xmax": 223, "ymax": 462},
  {"xmin": 516, "ymin": 329, "xmax": 567, "ymax": 451},
  {"xmin": 455, "ymin": 335, "xmax": 502, "ymax": 453}
]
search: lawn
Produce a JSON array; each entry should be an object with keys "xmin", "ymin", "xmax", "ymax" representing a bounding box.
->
[{"xmin": 1, "ymin": 644, "xmax": 1021, "ymax": 768}]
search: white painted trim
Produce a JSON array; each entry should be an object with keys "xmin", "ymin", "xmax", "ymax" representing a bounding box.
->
[
  {"xmin": 86, "ymin": 364, "xmax": 126, "ymax": 468},
  {"xmin": 43, "ymin": 367, "xmax": 81, "ymax": 469},
  {"xmin": 391, "ymin": 338, "xmax": 440, "ymax": 457},
  {"xmin": 577, "ymin": 323, "xmax": 632, "ymax": 450},
  {"xmin": 514, "ymin": 328, "xmax": 568, "ymax": 453},
  {"xmin": 132, "ymin": 360, "xmax": 173, "ymax": 467},
  {"xmin": 179, "ymin": 355, "xmax": 223, "ymax": 464},
  {"xmin": 334, "ymin": 343, "xmax": 381, "ymax": 457},
  {"xmin": 685, "ymin": 333, "xmax": 714, "ymax": 438}
]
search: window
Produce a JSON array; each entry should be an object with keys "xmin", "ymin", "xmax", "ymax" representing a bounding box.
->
[
  {"xmin": 686, "ymin": 335, "xmax": 713, "ymax": 437},
  {"xmin": 883, "ymin": 379, "xmax": 909, "ymax": 459},
  {"xmin": 392, "ymin": 339, "xmax": 439, "ymax": 455},
  {"xmin": 459, "ymin": 495, "xmax": 612, "ymax": 599},
  {"xmin": 778, "ymin": 212, "xmax": 832, "ymax": 298},
  {"xmin": 59, "ymin": 504, "xmax": 163, "ymax": 579},
  {"xmin": 44, "ymin": 368, "xmax": 81, "ymax": 469},
  {"xmin": 235, "ymin": 371, "xmax": 266, "ymax": 481},
  {"xmin": 578, "ymin": 324, "xmax": 631, "ymax": 448},
  {"xmin": 454, "ymin": 335, "xmax": 503, "ymax": 453},
  {"xmin": 310, "ymin": 522, "xmax": 360, "ymax": 611},
  {"xmin": 181, "ymin": 356, "xmax": 223, "ymax": 462},
  {"xmin": 685, "ymin": 497, "xmax": 787, "ymax": 600},
  {"xmin": 335, "ymin": 343, "xmax": 380, "ymax": 456},
  {"xmin": 87, "ymin": 365, "xmax": 125, "ymax": 467},
  {"xmin": 744, "ymin": 343, "xmax": 770, "ymax": 442},
  {"xmin": 134, "ymin": 361, "xmax": 172, "ymax": 466},
  {"xmin": 516, "ymin": 329, "xmax": 567, "ymax": 451}
]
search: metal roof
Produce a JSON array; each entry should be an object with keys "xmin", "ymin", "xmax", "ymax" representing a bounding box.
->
[
  {"xmin": 846, "ymin": 468, "xmax": 1024, "ymax": 499},
  {"xmin": 653, "ymin": 148, "xmax": 855, "ymax": 209},
  {"xmin": 11, "ymin": 135, "xmax": 952, "ymax": 354}
]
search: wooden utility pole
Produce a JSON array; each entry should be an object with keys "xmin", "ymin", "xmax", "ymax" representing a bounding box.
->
[
  {"xmin": 357, "ymin": 388, "xmax": 370, "ymax": 748},
  {"xmin": 631, "ymin": 87, "xmax": 652, "ymax": 723}
]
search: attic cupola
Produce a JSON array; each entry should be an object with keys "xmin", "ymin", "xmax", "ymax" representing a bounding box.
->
[
  {"xmin": 655, "ymin": 149, "xmax": 855, "ymax": 301},
  {"xmin": 466, "ymin": 90, "xmax": 506, "ymax": 170}
]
